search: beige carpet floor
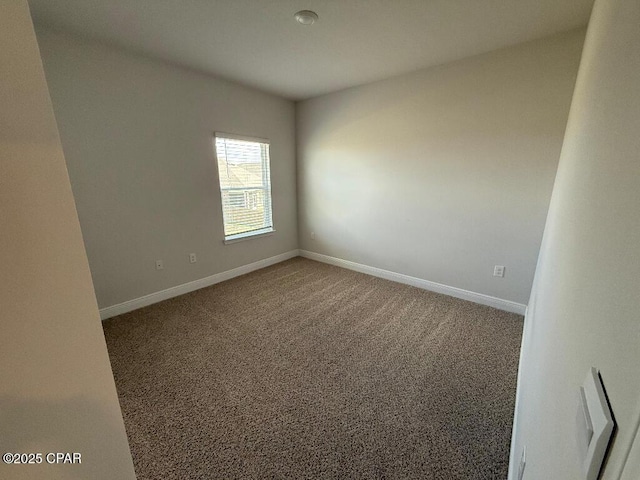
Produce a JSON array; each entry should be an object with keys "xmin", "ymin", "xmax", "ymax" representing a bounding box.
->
[{"xmin": 103, "ymin": 257, "xmax": 523, "ymax": 479}]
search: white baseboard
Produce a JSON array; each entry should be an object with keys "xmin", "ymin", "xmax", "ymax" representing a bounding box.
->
[
  {"xmin": 99, "ymin": 249, "xmax": 300, "ymax": 320},
  {"xmin": 507, "ymin": 305, "xmax": 531, "ymax": 479},
  {"xmin": 299, "ymin": 250, "xmax": 527, "ymax": 315},
  {"xmin": 101, "ymin": 248, "xmax": 526, "ymax": 320}
]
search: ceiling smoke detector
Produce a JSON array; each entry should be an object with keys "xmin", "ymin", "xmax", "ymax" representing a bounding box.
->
[{"xmin": 294, "ymin": 10, "xmax": 318, "ymax": 25}]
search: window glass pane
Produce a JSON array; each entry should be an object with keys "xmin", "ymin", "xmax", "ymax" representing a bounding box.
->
[{"xmin": 214, "ymin": 135, "xmax": 273, "ymax": 239}]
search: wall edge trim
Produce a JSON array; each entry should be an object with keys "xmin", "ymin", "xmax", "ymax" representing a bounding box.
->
[
  {"xmin": 99, "ymin": 249, "xmax": 300, "ymax": 320},
  {"xmin": 299, "ymin": 250, "xmax": 527, "ymax": 315}
]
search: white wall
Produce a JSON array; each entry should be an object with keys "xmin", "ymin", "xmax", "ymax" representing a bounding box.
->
[
  {"xmin": 622, "ymin": 425, "xmax": 640, "ymax": 480},
  {"xmin": 297, "ymin": 30, "xmax": 585, "ymax": 306},
  {"xmin": 509, "ymin": 0, "xmax": 640, "ymax": 478},
  {"xmin": 0, "ymin": 2, "xmax": 135, "ymax": 479},
  {"xmin": 35, "ymin": 27, "xmax": 298, "ymax": 310}
]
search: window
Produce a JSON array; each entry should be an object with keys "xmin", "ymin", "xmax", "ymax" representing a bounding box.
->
[{"xmin": 214, "ymin": 133, "xmax": 273, "ymax": 242}]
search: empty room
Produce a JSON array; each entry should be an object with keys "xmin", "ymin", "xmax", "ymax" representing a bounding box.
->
[{"xmin": 2, "ymin": 0, "xmax": 640, "ymax": 479}]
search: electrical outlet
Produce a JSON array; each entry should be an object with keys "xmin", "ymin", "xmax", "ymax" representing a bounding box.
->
[
  {"xmin": 311, "ymin": 231, "xmax": 316, "ymax": 240},
  {"xmin": 493, "ymin": 265, "xmax": 505, "ymax": 277},
  {"xmin": 517, "ymin": 447, "xmax": 526, "ymax": 480},
  {"xmin": 155, "ymin": 260, "xmax": 164, "ymax": 270},
  {"xmin": 189, "ymin": 253, "xmax": 197, "ymax": 264}
]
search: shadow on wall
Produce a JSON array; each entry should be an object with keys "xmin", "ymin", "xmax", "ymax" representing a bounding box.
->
[{"xmin": 0, "ymin": 395, "xmax": 133, "ymax": 479}]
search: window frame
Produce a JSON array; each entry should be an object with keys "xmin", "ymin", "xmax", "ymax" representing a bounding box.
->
[{"xmin": 213, "ymin": 132, "xmax": 275, "ymax": 244}]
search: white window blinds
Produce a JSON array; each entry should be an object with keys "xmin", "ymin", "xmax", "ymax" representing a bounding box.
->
[{"xmin": 214, "ymin": 133, "xmax": 273, "ymax": 241}]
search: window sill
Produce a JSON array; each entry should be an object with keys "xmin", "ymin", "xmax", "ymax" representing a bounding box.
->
[{"xmin": 223, "ymin": 228, "xmax": 275, "ymax": 245}]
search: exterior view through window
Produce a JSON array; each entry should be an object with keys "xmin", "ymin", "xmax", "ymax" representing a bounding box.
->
[{"xmin": 214, "ymin": 133, "xmax": 273, "ymax": 241}]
